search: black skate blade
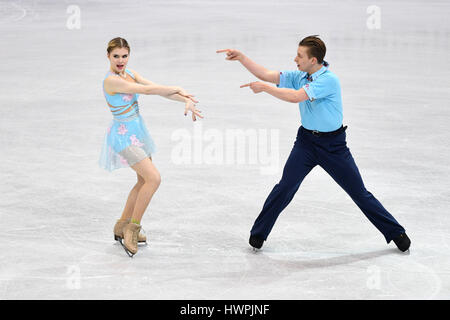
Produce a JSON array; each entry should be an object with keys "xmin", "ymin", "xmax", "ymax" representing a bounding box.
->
[
  {"xmin": 122, "ymin": 245, "xmax": 135, "ymax": 258},
  {"xmin": 118, "ymin": 239, "xmax": 135, "ymax": 258},
  {"xmin": 124, "ymin": 248, "xmax": 135, "ymax": 258}
]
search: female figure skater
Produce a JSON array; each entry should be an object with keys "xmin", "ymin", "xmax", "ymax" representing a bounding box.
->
[{"xmin": 99, "ymin": 37, "xmax": 203, "ymax": 257}]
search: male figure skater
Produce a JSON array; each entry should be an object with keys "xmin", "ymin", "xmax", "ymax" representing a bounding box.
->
[{"xmin": 217, "ymin": 35, "xmax": 411, "ymax": 252}]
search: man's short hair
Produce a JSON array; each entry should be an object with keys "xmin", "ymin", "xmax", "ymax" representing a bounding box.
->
[{"xmin": 299, "ymin": 35, "xmax": 326, "ymax": 64}]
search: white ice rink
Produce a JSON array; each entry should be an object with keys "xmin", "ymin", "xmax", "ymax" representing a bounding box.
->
[{"xmin": 1, "ymin": 0, "xmax": 449, "ymax": 299}]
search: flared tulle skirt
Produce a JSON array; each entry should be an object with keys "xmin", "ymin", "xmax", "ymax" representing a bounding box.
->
[{"xmin": 99, "ymin": 113, "xmax": 156, "ymax": 171}]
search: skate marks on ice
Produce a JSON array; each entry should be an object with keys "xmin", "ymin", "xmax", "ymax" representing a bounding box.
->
[
  {"xmin": 0, "ymin": 0, "xmax": 37, "ymax": 24},
  {"xmin": 239, "ymin": 245, "xmax": 442, "ymax": 299},
  {"xmin": 0, "ymin": 221, "xmax": 139, "ymax": 298}
]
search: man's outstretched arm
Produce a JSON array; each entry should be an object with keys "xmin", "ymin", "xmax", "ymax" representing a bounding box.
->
[
  {"xmin": 240, "ymin": 82, "xmax": 309, "ymax": 103},
  {"xmin": 216, "ymin": 48, "xmax": 280, "ymax": 84}
]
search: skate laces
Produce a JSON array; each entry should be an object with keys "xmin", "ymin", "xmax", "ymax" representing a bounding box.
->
[{"xmin": 133, "ymin": 225, "xmax": 141, "ymax": 242}]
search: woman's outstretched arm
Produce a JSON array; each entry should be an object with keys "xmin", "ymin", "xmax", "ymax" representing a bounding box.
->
[
  {"xmin": 105, "ymin": 76, "xmax": 182, "ymax": 96},
  {"xmin": 129, "ymin": 69, "xmax": 203, "ymax": 121}
]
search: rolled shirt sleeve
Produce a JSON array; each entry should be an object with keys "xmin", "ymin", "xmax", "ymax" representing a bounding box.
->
[
  {"xmin": 272, "ymin": 66, "xmax": 343, "ymax": 132},
  {"xmin": 302, "ymin": 74, "xmax": 339, "ymax": 101},
  {"xmin": 277, "ymin": 70, "xmax": 304, "ymax": 90}
]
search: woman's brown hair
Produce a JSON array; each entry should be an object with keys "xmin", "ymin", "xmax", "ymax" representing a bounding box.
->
[{"xmin": 107, "ymin": 37, "xmax": 130, "ymax": 55}]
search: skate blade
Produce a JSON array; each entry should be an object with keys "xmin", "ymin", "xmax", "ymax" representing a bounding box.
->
[
  {"xmin": 122, "ymin": 245, "xmax": 135, "ymax": 258},
  {"xmin": 118, "ymin": 240, "xmax": 136, "ymax": 258},
  {"xmin": 124, "ymin": 248, "xmax": 135, "ymax": 258}
]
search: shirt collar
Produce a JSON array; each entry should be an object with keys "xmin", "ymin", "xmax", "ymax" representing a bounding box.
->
[{"xmin": 303, "ymin": 65, "xmax": 328, "ymax": 81}]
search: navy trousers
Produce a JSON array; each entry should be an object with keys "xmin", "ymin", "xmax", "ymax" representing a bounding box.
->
[{"xmin": 250, "ymin": 125, "xmax": 405, "ymax": 243}]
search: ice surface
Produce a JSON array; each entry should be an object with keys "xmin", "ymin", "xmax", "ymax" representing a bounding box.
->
[{"xmin": 0, "ymin": 0, "xmax": 449, "ymax": 299}]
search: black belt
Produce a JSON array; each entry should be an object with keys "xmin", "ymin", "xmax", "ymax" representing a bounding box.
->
[{"xmin": 302, "ymin": 125, "xmax": 347, "ymax": 137}]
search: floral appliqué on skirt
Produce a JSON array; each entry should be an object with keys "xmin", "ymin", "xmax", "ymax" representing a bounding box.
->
[{"xmin": 99, "ymin": 114, "xmax": 156, "ymax": 171}]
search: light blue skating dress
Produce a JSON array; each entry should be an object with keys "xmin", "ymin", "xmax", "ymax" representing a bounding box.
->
[{"xmin": 99, "ymin": 68, "xmax": 156, "ymax": 171}]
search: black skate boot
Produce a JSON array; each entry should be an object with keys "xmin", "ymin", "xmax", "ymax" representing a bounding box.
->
[
  {"xmin": 249, "ymin": 235, "xmax": 264, "ymax": 250},
  {"xmin": 393, "ymin": 232, "xmax": 411, "ymax": 252}
]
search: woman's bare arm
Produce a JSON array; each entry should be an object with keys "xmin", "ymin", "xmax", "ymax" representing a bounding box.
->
[
  {"xmin": 120, "ymin": 69, "xmax": 203, "ymax": 120},
  {"xmin": 104, "ymin": 76, "xmax": 181, "ymax": 96}
]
